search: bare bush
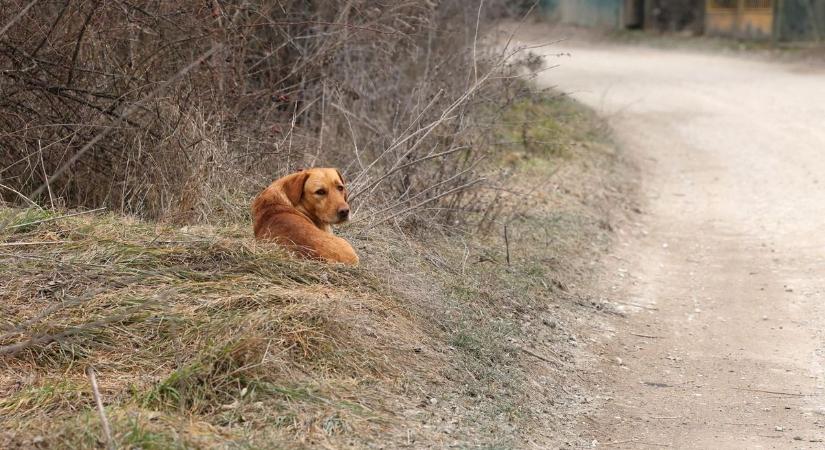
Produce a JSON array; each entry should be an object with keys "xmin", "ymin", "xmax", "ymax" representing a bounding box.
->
[{"xmin": 0, "ymin": 0, "xmax": 537, "ymax": 228}]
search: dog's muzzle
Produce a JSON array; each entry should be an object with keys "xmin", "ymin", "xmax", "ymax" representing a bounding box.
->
[{"xmin": 337, "ymin": 208, "xmax": 350, "ymax": 222}]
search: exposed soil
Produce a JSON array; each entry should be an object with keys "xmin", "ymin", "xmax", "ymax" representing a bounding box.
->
[{"xmin": 533, "ymin": 31, "xmax": 825, "ymax": 448}]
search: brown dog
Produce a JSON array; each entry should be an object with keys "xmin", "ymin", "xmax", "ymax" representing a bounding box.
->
[{"xmin": 252, "ymin": 168, "xmax": 359, "ymax": 265}]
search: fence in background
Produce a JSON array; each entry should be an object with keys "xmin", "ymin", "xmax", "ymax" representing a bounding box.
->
[
  {"xmin": 540, "ymin": 0, "xmax": 825, "ymax": 41},
  {"xmin": 706, "ymin": 0, "xmax": 774, "ymax": 38}
]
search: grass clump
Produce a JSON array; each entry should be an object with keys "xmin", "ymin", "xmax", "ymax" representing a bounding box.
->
[{"xmin": 0, "ymin": 210, "xmax": 400, "ymax": 447}]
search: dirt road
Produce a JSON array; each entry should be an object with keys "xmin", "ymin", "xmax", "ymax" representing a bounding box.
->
[{"xmin": 541, "ymin": 42, "xmax": 825, "ymax": 448}]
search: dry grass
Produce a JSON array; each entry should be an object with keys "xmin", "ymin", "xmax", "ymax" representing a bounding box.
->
[
  {"xmin": 0, "ymin": 209, "xmax": 415, "ymax": 447},
  {"xmin": 0, "ymin": 93, "xmax": 635, "ymax": 448}
]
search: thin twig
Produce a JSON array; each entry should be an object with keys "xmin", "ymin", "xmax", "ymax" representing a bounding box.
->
[
  {"xmin": 472, "ymin": 0, "xmax": 484, "ymax": 84},
  {"xmin": 0, "ymin": 0, "xmax": 38, "ymax": 37},
  {"xmin": 520, "ymin": 347, "xmax": 560, "ymax": 366},
  {"xmin": 251, "ymin": 20, "xmax": 399, "ymax": 35},
  {"xmin": 613, "ymin": 301, "xmax": 658, "ymax": 311},
  {"xmin": 504, "ymin": 224, "xmax": 510, "ymax": 266},
  {"xmin": 67, "ymin": 0, "xmax": 102, "ymax": 86},
  {"xmin": 604, "ymin": 441, "xmax": 671, "ymax": 448},
  {"xmin": 0, "ymin": 183, "xmax": 41, "ymax": 209},
  {"xmin": 86, "ymin": 366, "xmax": 116, "ymax": 450},
  {"xmin": 37, "ymin": 139, "xmax": 55, "ymax": 209},
  {"xmin": 32, "ymin": 0, "xmax": 70, "ymax": 58},
  {"xmin": 355, "ymin": 162, "xmax": 479, "ymax": 222},
  {"xmin": 629, "ymin": 332, "xmax": 662, "ymax": 339},
  {"xmin": 603, "ymin": 440, "xmax": 635, "ymax": 446},
  {"xmin": 732, "ymin": 387, "xmax": 814, "ymax": 397},
  {"xmin": 359, "ymin": 179, "xmax": 483, "ymax": 232},
  {"xmin": 0, "ymin": 241, "xmax": 69, "ymax": 247},
  {"xmin": 351, "ymin": 146, "xmax": 468, "ymax": 202}
]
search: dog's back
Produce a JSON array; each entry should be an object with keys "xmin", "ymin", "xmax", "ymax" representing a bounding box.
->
[{"xmin": 253, "ymin": 170, "xmax": 359, "ymax": 265}]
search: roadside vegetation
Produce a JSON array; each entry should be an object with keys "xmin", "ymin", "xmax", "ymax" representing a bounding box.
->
[{"xmin": 1, "ymin": 2, "xmax": 634, "ymax": 448}]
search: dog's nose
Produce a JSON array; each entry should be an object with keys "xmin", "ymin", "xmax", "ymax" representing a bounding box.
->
[{"xmin": 338, "ymin": 208, "xmax": 350, "ymax": 220}]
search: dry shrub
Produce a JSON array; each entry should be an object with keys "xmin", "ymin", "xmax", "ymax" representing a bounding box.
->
[{"xmin": 0, "ymin": 0, "xmax": 540, "ymax": 229}]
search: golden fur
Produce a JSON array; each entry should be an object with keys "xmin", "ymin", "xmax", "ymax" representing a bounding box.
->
[{"xmin": 252, "ymin": 168, "xmax": 359, "ymax": 265}]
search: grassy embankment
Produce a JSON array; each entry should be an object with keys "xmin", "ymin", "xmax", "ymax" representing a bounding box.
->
[{"xmin": 0, "ymin": 94, "xmax": 632, "ymax": 449}]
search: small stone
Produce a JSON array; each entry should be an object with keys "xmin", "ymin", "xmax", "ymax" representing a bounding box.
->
[{"xmin": 429, "ymin": 397, "xmax": 438, "ymax": 405}]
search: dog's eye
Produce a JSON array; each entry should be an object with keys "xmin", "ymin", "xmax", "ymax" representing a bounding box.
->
[
  {"xmin": 315, "ymin": 189, "xmax": 326, "ymax": 196},
  {"xmin": 337, "ymin": 185, "xmax": 344, "ymax": 192}
]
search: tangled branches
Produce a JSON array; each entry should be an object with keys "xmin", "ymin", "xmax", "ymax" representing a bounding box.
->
[{"xmin": 1, "ymin": 0, "xmax": 537, "ymax": 229}]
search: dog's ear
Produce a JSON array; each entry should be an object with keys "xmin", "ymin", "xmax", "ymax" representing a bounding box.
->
[
  {"xmin": 335, "ymin": 169, "xmax": 348, "ymax": 200},
  {"xmin": 282, "ymin": 171, "xmax": 309, "ymax": 206}
]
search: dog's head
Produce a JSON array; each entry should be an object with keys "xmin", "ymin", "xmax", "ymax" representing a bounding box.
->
[{"xmin": 280, "ymin": 168, "xmax": 351, "ymax": 226}]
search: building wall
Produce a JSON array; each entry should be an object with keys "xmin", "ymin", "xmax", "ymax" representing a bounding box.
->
[
  {"xmin": 541, "ymin": 0, "xmax": 825, "ymax": 41},
  {"xmin": 542, "ymin": 0, "xmax": 625, "ymax": 28},
  {"xmin": 776, "ymin": 0, "xmax": 825, "ymax": 41}
]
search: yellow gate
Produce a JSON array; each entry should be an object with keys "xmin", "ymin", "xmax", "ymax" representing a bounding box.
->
[{"xmin": 706, "ymin": 0, "xmax": 775, "ymax": 38}]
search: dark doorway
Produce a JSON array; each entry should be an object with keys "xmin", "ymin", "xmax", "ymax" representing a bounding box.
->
[
  {"xmin": 625, "ymin": 0, "xmax": 645, "ymax": 28},
  {"xmin": 646, "ymin": 0, "xmax": 705, "ymax": 34}
]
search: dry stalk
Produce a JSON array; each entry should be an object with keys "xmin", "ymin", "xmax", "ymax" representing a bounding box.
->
[
  {"xmin": 86, "ymin": 366, "xmax": 116, "ymax": 450},
  {"xmin": 0, "ymin": 0, "xmax": 36, "ymax": 37}
]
